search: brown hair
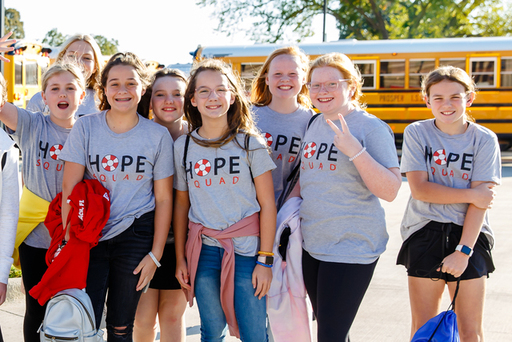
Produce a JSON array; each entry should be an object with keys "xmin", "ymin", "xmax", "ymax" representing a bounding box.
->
[
  {"xmin": 184, "ymin": 59, "xmax": 258, "ymax": 148},
  {"xmin": 251, "ymin": 46, "xmax": 311, "ymax": 108},
  {"xmin": 139, "ymin": 68, "xmax": 188, "ymax": 118},
  {"xmin": 97, "ymin": 52, "xmax": 151, "ymax": 111},
  {"xmin": 421, "ymin": 66, "xmax": 476, "ymax": 122},
  {"xmin": 57, "ymin": 34, "xmax": 103, "ymax": 90},
  {"xmin": 42, "ymin": 62, "xmax": 86, "ymax": 93},
  {"xmin": 308, "ymin": 53, "xmax": 366, "ymax": 110}
]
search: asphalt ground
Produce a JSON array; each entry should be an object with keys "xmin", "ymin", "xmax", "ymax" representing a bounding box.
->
[{"xmin": 2, "ymin": 160, "xmax": 512, "ymax": 341}]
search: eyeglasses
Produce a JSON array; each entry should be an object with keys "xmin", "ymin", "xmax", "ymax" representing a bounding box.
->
[
  {"xmin": 195, "ymin": 86, "xmax": 230, "ymax": 99},
  {"xmin": 306, "ymin": 79, "xmax": 350, "ymax": 93}
]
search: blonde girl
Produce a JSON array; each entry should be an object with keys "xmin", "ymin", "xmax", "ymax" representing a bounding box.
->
[
  {"xmin": 173, "ymin": 59, "xmax": 276, "ymax": 341},
  {"xmin": 397, "ymin": 66, "xmax": 500, "ymax": 341},
  {"xmin": 59, "ymin": 52, "xmax": 174, "ymax": 341},
  {"xmin": 251, "ymin": 46, "xmax": 312, "ymax": 208},
  {"xmin": 134, "ymin": 69, "xmax": 188, "ymax": 342},
  {"xmin": 299, "ymin": 53, "xmax": 401, "ymax": 341},
  {"xmin": 27, "ymin": 34, "xmax": 103, "ymax": 117},
  {"xmin": 0, "ymin": 32, "xmax": 86, "ymax": 342}
]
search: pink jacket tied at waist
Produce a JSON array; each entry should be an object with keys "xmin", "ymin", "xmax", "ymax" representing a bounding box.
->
[{"xmin": 186, "ymin": 212, "xmax": 260, "ymax": 339}]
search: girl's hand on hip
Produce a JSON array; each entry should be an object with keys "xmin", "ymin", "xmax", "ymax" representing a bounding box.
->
[
  {"xmin": 176, "ymin": 258, "xmax": 191, "ymax": 290},
  {"xmin": 438, "ymin": 252, "xmax": 470, "ymax": 278},
  {"xmin": 326, "ymin": 114, "xmax": 363, "ymax": 158},
  {"xmin": 133, "ymin": 254, "xmax": 157, "ymax": 291},
  {"xmin": 252, "ymin": 264, "xmax": 272, "ymax": 300}
]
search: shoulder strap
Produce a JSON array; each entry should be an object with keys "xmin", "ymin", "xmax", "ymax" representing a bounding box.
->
[
  {"xmin": 1, "ymin": 152, "xmax": 6, "ymax": 171},
  {"xmin": 245, "ymin": 134, "xmax": 254, "ymax": 182},
  {"xmin": 307, "ymin": 113, "xmax": 321, "ymax": 129},
  {"xmin": 182, "ymin": 134, "xmax": 191, "ymax": 170}
]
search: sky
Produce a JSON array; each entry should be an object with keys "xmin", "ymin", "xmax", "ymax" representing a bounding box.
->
[{"xmin": 6, "ymin": 0, "xmax": 338, "ymax": 66}]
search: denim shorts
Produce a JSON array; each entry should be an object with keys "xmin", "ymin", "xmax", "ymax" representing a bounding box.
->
[{"xmin": 397, "ymin": 221, "xmax": 495, "ymax": 282}]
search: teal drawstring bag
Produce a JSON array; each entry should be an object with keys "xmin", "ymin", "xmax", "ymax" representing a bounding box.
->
[{"xmin": 411, "ymin": 278, "xmax": 460, "ymax": 342}]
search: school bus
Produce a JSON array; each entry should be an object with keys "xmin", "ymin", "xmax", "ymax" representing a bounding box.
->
[
  {"xmin": 194, "ymin": 37, "xmax": 512, "ymax": 149},
  {"xmin": 3, "ymin": 41, "xmax": 51, "ymax": 109}
]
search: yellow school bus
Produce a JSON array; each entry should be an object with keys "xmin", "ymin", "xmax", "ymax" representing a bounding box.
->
[
  {"xmin": 194, "ymin": 37, "xmax": 512, "ymax": 149},
  {"xmin": 3, "ymin": 41, "xmax": 51, "ymax": 108}
]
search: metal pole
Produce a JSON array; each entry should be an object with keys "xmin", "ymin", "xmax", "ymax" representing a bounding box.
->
[{"xmin": 323, "ymin": 0, "xmax": 327, "ymax": 42}]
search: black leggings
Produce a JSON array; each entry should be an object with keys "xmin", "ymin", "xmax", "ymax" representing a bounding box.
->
[
  {"xmin": 302, "ymin": 249, "xmax": 378, "ymax": 342},
  {"xmin": 19, "ymin": 243, "xmax": 48, "ymax": 342}
]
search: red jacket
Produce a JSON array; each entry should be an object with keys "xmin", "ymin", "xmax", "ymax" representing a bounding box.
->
[{"xmin": 30, "ymin": 179, "xmax": 110, "ymax": 305}]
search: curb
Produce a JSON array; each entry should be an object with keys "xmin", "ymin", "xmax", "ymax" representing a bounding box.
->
[{"xmin": 5, "ymin": 277, "xmax": 24, "ymax": 303}]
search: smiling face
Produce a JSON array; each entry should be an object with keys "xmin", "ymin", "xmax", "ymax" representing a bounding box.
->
[
  {"xmin": 104, "ymin": 65, "xmax": 145, "ymax": 115},
  {"xmin": 265, "ymin": 54, "xmax": 305, "ymax": 101},
  {"xmin": 42, "ymin": 71, "xmax": 84, "ymax": 127},
  {"xmin": 151, "ymin": 76, "xmax": 186, "ymax": 125},
  {"xmin": 309, "ymin": 66, "xmax": 355, "ymax": 119},
  {"xmin": 64, "ymin": 40, "xmax": 96, "ymax": 80},
  {"xmin": 426, "ymin": 79, "xmax": 474, "ymax": 134},
  {"xmin": 191, "ymin": 69, "xmax": 234, "ymax": 123}
]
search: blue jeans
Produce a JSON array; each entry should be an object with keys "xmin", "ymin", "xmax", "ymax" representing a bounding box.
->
[
  {"xmin": 86, "ymin": 211, "xmax": 154, "ymax": 341},
  {"xmin": 195, "ymin": 245, "xmax": 268, "ymax": 342}
]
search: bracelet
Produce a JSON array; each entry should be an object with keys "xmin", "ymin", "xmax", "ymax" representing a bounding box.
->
[
  {"xmin": 148, "ymin": 251, "xmax": 161, "ymax": 268},
  {"xmin": 258, "ymin": 251, "xmax": 274, "ymax": 256},
  {"xmin": 256, "ymin": 261, "xmax": 273, "ymax": 268},
  {"xmin": 349, "ymin": 147, "xmax": 366, "ymax": 162}
]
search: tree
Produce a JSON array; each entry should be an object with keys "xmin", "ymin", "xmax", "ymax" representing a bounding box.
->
[
  {"xmin": 42, "ymin": 28, "xmax": 67, "ymax": 47},
  {"xmin": 93, "ymin": 35, "xmax": 119, "ymax": 56},
  {"xmin": 197, "ymin": 0, "xmax": 512, "ymax": 43},
  {"xmin": 5, "ymin": 8, "xmax": 25, "ymax": 39}
]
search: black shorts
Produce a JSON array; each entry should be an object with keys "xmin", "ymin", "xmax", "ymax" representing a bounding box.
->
[
  {"xmin": 397, "ymin": 221, "xmax": 495, "ymax": 282},
  {"xmin": 149, "ymin": 243, "xmax": 181, "ymax": 290}
]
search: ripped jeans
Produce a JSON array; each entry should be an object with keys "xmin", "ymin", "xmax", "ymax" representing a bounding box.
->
[{"xmin": 86, "ymin": 211, "xmax": 154, "ymax": 341}]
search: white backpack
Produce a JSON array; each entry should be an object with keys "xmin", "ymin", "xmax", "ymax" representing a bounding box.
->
[{"xmin": 39, "ymin": 288, "xmax": 104, "ymax": 342}]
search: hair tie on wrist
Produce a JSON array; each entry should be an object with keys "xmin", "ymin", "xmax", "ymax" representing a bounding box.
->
[
  {"xmin": 349, "ymin": 147, "xmax": 366, "ymax": 162},
  {"xmin": 256, "ymin": 261, "xmax": 272, "ymax": 268},
  {"xmin": 148, "ymin": 251, "xmax": 161, "ymax": 268}
]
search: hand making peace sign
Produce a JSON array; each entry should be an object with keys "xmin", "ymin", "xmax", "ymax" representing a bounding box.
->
[
  {"xmin": 0, "ymin": 32, "xmax": 16, "ymax": 63},
  {"xmin": 326, "ymin": 113, "xmax": 365, "ymax": 160}
]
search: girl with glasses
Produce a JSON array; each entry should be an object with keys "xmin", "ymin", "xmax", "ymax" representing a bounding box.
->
[
  {"xmin": 251, "ymin": 46, "xmax": 313, "ymax": 209},
  {"xmin": 173, "ymin": 58, "xmax": 277, "ymax": 341},
  {"xmin": 298, "ymin": 52, "xmax": 402, "ymax": 341}
]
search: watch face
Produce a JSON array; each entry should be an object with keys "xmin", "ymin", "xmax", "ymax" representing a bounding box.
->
[{"xmin": 461, "ymin": 245, "xmax": 471, "ymax": 255}]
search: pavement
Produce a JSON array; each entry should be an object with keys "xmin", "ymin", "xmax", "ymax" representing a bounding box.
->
[{"xmin": 2, "ymin": 162, "xmax": 512, "ymax": 342}]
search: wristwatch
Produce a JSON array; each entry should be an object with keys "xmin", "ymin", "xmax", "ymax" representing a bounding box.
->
[
  {"xmin": 455, "ymin": 244, "xmax": 474, "ymax": 257},
  {"xmin": 257, "ymin": 255, "xmax": 274, "ymax": 266}
]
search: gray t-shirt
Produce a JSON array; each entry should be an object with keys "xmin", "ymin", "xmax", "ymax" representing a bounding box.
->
[
  {"xmin": 254, "ymin": 105, "xmax": 312, "ymax": 206},
  {"xmin": 27, "ymin": 88, "xmax": 98, "ymax": 117},
  {"xmin": 174, "ymin": 131, "xmax": 276, "ymax": 256},
  {"xmin": 299, "ymin": 109, "xmax": 399, "ymax": 264},
  {"xmin": 400, "ymin": 119, "xmax": 501, "ymax": 246},
  {"xmin": 59, "ymin": 111, "xmax": 174, "ymax": 240},
  {"xmin": 9, "ymin": 108, "xmax": 71, "ymax": 248}
]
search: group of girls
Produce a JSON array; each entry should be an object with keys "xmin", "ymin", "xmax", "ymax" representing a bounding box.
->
[{"xmin": 0, "ymin": 28, "xmax": 500, "ymax": 342}]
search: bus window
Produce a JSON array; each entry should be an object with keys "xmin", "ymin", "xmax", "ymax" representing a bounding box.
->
[
  {"xmin": 354, "ymin": 60, "xmax": 376, "ymax": 89},
  {"xmin": 241, "ymin": 63, "xmax": 263, "ymax": 90},
  {"xmin": 501, "ymin": 57, "xmax": 512, "ymax": 87},
  {"xmin": 409, "ymin": 59, "xmax": 435, "ymax": 89},
  {"xmin": 470, "ymin": 57, "xmax": 496, "ymax": 88},
  {"xmin": 26, "ymin": 61, "xmax": 38, "ymax": 86},
  {"xmin": 439, "ymin": 58, "xmax": 466, "ymax": 70},
  {"xmin": 15, "ymin": 61, "xmax": 23, "ymax": 85},
  {"xmin": 380, "ymin": 60, "xmax": 405, "ymax": 89}
]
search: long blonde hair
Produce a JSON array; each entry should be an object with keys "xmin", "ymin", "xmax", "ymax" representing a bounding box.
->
[
  {"xmin": 251, "ymin": 46, "xmax": 311, "ymax": 108},
  {"xmin": 184, "ymin": 59, "xmax": 258, "ymax": 148},
  {"xmin": 57, "ymin": 34, "xmax": 103, "ymax": 90}
]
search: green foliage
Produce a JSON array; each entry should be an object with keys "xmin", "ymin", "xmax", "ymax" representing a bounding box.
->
[
  {"xmin": 9, "ymin": 265, "xmax": 21, "ymax": 278},
  {"xmin": 93, "ymin": 35, "xmax": 119, "ymax": 56},
  {"xmin": 42, "ymin": 28, "xmax": 67, "ymax": 47},
  {"xmin": 197, "ymin": 0, "xmax": 511, "ymax": 43},
  {"xmin": 5, "ymin": 8, "xmax": 25, "ymax": 39}
]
